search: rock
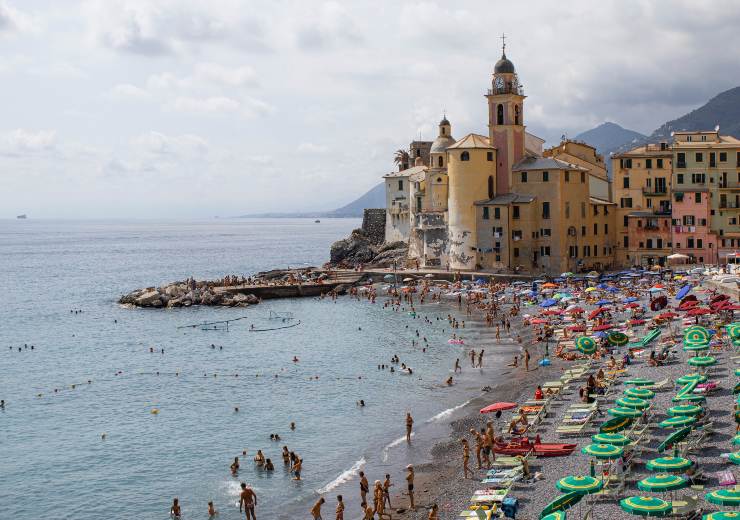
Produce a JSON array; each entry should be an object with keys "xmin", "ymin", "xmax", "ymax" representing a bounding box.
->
[
  {"xmin": 245, "ymin": 294, "xmax": 259, "ymax": 304},
  {"xmin": 371, "ymin": 243, "xmax": 409, "ymax": 267},
  {"xmin": 330, "ymin": 228, "xmax": 377, "ymax": 265},
  {"xmin": 135, "ymin": 290, "xmax": 162, "ymax": 307}
]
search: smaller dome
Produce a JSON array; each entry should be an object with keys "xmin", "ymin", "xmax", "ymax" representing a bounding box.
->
[
  {"xmin": 494, "ymin": 53, "xmax": 515, "ymax": 74},
  {"xmin": 440, "ymin": 116, "xmax": 450, "ymax": 126},
  {"xmin": 430, "ymin": 135, "xmax": 455, "ymax": 153}
]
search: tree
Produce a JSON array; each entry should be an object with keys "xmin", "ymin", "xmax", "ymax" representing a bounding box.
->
[{"xmin": 393, "ymin": 149, "xmax": 410, "ymax": 171}]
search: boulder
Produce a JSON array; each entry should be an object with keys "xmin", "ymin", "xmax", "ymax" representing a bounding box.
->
[
  {"xmin": 135, "ymin": 290, "xmax": 162, "ymax": 307},
  {"xmin": 245, "ymin": 294, "xmax": 259, "ymax": 304},
  {"xmin": 330, "ymin": 228, "xmax": 377, "ymax": 265},
  {"xmin": 371, "ymin": 243, "xmax": 409, "ymax": 267}
]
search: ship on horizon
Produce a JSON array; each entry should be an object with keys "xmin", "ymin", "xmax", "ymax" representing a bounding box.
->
[{"xmin": 16, "ymin": 214, "xmax": 27, "ymax": 219}]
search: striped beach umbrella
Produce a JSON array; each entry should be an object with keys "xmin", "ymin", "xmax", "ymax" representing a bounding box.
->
[
  {"xmin": 733, "ymin": 434, "xmax": 740, "ymax": 446},
  {"xmin": 672, "ymin": 394, "xmax": 706, "ymax": 404},
  {"xmin": 703, "ymin": 512, "xmax": 740, "ymax": 520},
  {"xmin": 660, "ymin": 416, "xmax": 697, "ymax": 428},
  {"xmin": 706, "ymin": 488, "xmax": 740, "ymax": 506},
  {"xmin": 600, "ymin": 416, "xmax": 633, "ymax": 433},
  {"xmin": 608, "ymin": 406, "xmax": 644, "ymax": 418},
  {"xmin": 607, "ymin": 331, "xmax": 630, "ymax": 346},
  {"xmin": 539, "ymin": 491, "xmax": 582, "ymax": 518},
  {"xmin": 576, "ymin": 336, "xmax": 597, "ymax": 355},
  {"xmin": 616, "ymin": 396, "xmax": 650, "ymax": 409},
  {"xmin": 676, "ymin": 374, "xmax": 707, "ymax": 385},
  {"xmin": 626, "ymin": 387, "xmax": 655, "ymax": 399},
  {"xmin": 646, "ymin": 456, "xmax": 693, "ymax": 472},
  {"xmin": 735, "ymin": 368, "xmax": 740, "ymax": 377},
  {"xmin": 581, "ymin": 443, "xmax": 623, "ymax": 459},
  {"xmin": 540, "ymin": 512, "xmax": 567, "ymax": 520},
  {"xmin": 592, "ymin": 433, "xmax": 631, "ymax": 446},
  {"xmin": 555, "ymin": 475, "xmax": 603, "ymax": 494},
  {"xmin": 625, "ymin": 378, "xmax": 654, "ymax": 386},
  {"xmin": 667, "ymin": 404, "xmax": 702, "ymax": 417},
  {"xmin": 729, "ymin": 452, "xmax": 740, "ymax": 465},
  {"xmin": 684, "ymin": 343, "xmax": 710, "ymax": 352},
  {"xmin": 637, "ymin": 474, "xmax": 688, "ymax": 493},
  {"xmin": 657, "ymin": 426, "xmax": 693, "ymax": 453},
  {"xmin": 688, "ymin": 355, "xmax": 717, "ymax": 367},
  {"xmin": 726, "ymin": 322, "xmax": 740, "ymax": 340},
  {"xmin": 619, "ymin": 496, "xmax": 671, "ymax": 516}
]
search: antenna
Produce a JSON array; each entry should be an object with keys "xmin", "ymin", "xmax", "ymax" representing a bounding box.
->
[
  {"xmin": 715, "ymin": 124, "xmax": 720, "ymax": 132},
  {"xmin": 500, "ymin": 33, "xmax": 506, "ymax": 55}
]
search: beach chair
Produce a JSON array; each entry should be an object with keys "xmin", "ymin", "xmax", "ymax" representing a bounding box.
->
[
  {"xmin": 644, "ymin": 378, "xmax": 670, "ymax": 391},
  {"xmin": 671, "ymin": 494, "xmax": 701, "ymax": 516}
]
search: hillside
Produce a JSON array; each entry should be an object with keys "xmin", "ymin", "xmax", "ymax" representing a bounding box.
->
[{"xmin": 574, "ymin": 122, "xmax": 646, "ymax": 158}]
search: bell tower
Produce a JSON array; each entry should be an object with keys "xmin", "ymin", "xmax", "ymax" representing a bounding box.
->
[{"xmin": 485, "ymin": 35, "xmax": 525, "ymax": 195}]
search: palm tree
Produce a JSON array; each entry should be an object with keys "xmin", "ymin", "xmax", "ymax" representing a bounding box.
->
[{"xmin": 393, "ymin": 149, "xmax": 410, "ymax": 171}]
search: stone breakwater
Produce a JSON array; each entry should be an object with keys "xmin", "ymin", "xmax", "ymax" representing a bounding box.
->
[{"xmin": 118, "ymin": 281, "xmax": 260, "ymax": 309}]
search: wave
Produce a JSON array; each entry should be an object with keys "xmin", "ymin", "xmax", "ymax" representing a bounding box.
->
[
  {"xmin": 425, "ymin": 398, "xmax": 473, "ymax": 423},
  {"xmin": 317, "ymin": 457, "xmax": 366, "ymax": 494},
  {"xmin": 381, "ymin": 434, "xmax": 411, "ymax": 461}
]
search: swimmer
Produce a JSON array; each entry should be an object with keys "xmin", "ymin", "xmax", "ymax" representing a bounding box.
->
[
  {"xmin": 235, "ymin": 407, "xmax": 239, "ymax": 413},
  {"xmin": 293, "ymin": 356, "xmax": 299, "ymax": 363},
  {"xmin": 454, "ymin": 358, "xmax": 461, "ymax": 373},
  {"xmin": 290, "ymin": 422, "xmax": 296, "ymax": 430},
  {"xmin": 358, "ymin": 399, "xmax": 365, "ymax": 407},
  {"xmin": 265, "ymin": 458, "xmax": 274, "ymax": 471},
  {"xmin": 231, "ymin": 456, "xmax": 240, "ymax": 474},
  {"xmin": 254, "ymin": 449, "xmax": 265, "ymax": 466},
  {"xmin": 446, "ymin": 376, "xmax": 453, "ymax": 386},
  {"xmin": 170, "ymin": 498, "xmax": 181, "ymax": 518},
  {"xmin": 274, "ymin": 433, "xmax": 281, "ymax": 441},
  {"xmin": 239, "ymin": 483, "xmax": 257, "ymax": 520},
  {"xmin": 282, "ymin": 446, "xmax": 290, "ymax": 465},
  {"xmin": 208, "ymin": 501, "xmax": 218, "ymax": 517},
  {"xmin": 406, "ymin": 412, "xmax": 414, "ymax": 442},
  {"xmin": 292, "ymin": 456, "xmax": 302, "ymax": 480}
]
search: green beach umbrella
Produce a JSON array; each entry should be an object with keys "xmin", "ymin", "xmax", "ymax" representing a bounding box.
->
[
  {"xmin": 626, "ymin": 387, "xmax": 655, "ymax": 399},
  {"xmin": 703, "ymin": 512, "xmax": 740, "ymax": 520},
  {"xmin": 736, "ymin": 410, "xmax": 740, "ymax": 424},
  {"xmin": 735, "ymin": 382, "xmax": 740, "ymax": 395},
  {"xmin": 667, "ymin": 404, "xmax": 702, "ymax": 417},
  {"xmin": 706, "ymin": 488, "xmax": 740, "ymax": 506},
  {"xmin": 608, "ymin": 406, "xmax": 644, "ymax": 418},
  {"xmin": 620, "ymin": 496, "xmax": 671, "ymax": 516},
  {"xmin": 626, "ymin": 378, "xmax": 655, "ymax": 386},
  {"xmin": 684, "ymin": 343, "xmax": 710, "ymax": 351},
  {"xmin": 688, "ymin": 355, "xmax": 717, "ymax": 367},
  {"xmin": 608, "ymin": 331, "xmax": 630, "ymax": 346},
  {"xmin": 600, "ymin": 416, "xmax": 633, "ymax": 433},
  {"xmin": 616, "ymin": 396, "xmax": 650, "ymax": 409},
  {"xmin": 672, "ymin": 393, "xmax": 705, "ymax": 404},
  {"xmin": 728, "ymin": 452, "xmax": 740, "ymax": 465},
  {"xmin": 657, "ymin": 426, "xmax": 693, "ymax": 453},
  {"xmin": 576, "ymin": 336, "xmax": 597, "ymax": 355},
  {"xmin": 684, "ymin": 326, "xmax": 711, "ymax": 344},
  {"xmin": 541, "ymin": 512, "xmax": 567, "ymax": 520},
  {"xmin": 735, "ymin": 368, "xmax": 740, "ymax": 377},
  {"xmin": 660, "ymin": 416, "xmax": 697, "ymax": 428},
  {"xmin": 539, "ymin": 491, "xmax": 582, "ymax": 518},
  {"xmin": 637, "ymin": 474, "xmax": 688, "ymax": 493},
  {"xmin": 555, "ymin": 475, "xmax": 603, "ymax": 494},
  {"xmin": 581, "ymin": 443, "xmax": 623, "ymax": 459},
  {"xmin": 592, "ymin": 433, "xmax": 631, "ymax": 446},
  {"xmin": 726, "ymin": 323, "xmax": 740, "ymax": 339},
  {"xmin": 646, "ymin": 456, "xmax": 693, "ymax": 472},
  {"xmin": 733, "ymin": 434, "xmax": 740, "ymax": 446},
  {"xmin": 676, "ymin": 374, "xmax": 707, "ymax": 385}
]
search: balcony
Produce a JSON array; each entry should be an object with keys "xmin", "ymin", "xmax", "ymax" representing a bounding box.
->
[
  {"xmin": 719, "ymin": 184, "xmax": 740, "ymax": 191},
  {"xmin": 676, "ymin": 161, "xmax": 686, "ymax": 169},
  {"xmin": 719, "ymin": 202, "xmax": 740, "ymax": 210},
  {"xmin": 390, "ymin": 203, "xmax": 409, "ymax": 216},
  {"xmin": 642, "ymin": 187, "xmax": 668, "ymax": 196}
]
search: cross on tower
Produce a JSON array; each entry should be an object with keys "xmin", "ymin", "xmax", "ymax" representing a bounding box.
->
[{"xmin": 500, "ymin": 33, "xmax": 506, "ymax": 55}]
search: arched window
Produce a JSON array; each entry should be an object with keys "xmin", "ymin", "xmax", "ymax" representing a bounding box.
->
[
  {"xmin": 488, "ymin": 176, "xmax": 494, "ymax": 199},
  {"xmin": 437, "ymin": 177, "xmax": 442, "ymax": 182},
  {"xmin": 441, "ymin": 127, "xmax": 446, "ymax": 135},
  {"xmin": 497, "ymin": 104, "xmax": 504, "ymax": 125},
  {"xmin": 438, "ymin": 156, "xmax": 443, "ymax": 167},
  {"xmin": 461, "ymin": 151, "xmax": 470, "ymax": 161},
  {"xmin": 514, "ymin": 105, "xmax": 520, "ymax": 125}
]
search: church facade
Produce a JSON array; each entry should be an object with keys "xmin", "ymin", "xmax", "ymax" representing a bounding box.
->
[{"xmin": 384, "ymin": 47, "xmax": 617, "ymax": 274}]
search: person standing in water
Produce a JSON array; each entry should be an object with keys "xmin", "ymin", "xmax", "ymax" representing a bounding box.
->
[
  {"xmin": 405, "ymin": 412, "xmax": 414, "ymax": 442},
  {"xmin": 310, "ymin": 497, "xmax": 325, "ymax": 520},
  {"xmin": 406, "ymin": 465, "xmax": 415, "ymax": 510},
  {"xmin": 170, "ymin": 498, "xmax": 181, "ymax": 518},
  {"xmin": 359, "ymin": 471, "xmax": 369, "ymax": 506},
  {"xmin": 477, "ymin": 349, "xmax": 484, "ymax": 368},
  {"xmin": 469, "ymin": 349, "xmax": 476, "ymax": 367},
  {"xmin": 239, "ymin": 483, "xmax": 257, "ymax": 520},
  {"xmin": 335, "ymin": 495, "xmax": 344, "ymax": 520},
  {"xmin": 454, "ymin": 358, "xmax": 461, "ymax": 373}
]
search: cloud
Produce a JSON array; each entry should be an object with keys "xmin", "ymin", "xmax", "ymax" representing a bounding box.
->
[
  {"xmin": 0, "ymin": 129, "xmax": 57, "ymax": 156},
  {"xmin": 297, "ymin": 142, "xmax": 329, "ymax": 154},
  {"xmin": 171, "ymin": 95, "xmax": 273, "ymax": 119},
  {"xmin": 0, "ymin": 1, "xmax": 31, "ymax": 34},
  {"xmin": 96, "ymin": 5, "xmax": 171, "ymax": 55},
  {"xmin": 293, "ymin": 1, "xmax": 363, "ymax": 50},
  {"xmin": 107, "ymin": 83, "xmax": 151, "ymax": 100},
  {"xmin": 132, "ymin": 131, "xmax": 209, "ymax": 157},
  {"xmin": 194, "ymin": 62, "xmax": 258, "ymax": 88}
]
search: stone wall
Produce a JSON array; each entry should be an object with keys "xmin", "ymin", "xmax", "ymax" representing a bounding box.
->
[{"xmin": 362, "ymin": 208, "xmax": 386, "ymax": 245}]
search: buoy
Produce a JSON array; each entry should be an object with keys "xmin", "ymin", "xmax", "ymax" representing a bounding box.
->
[{"xmin": 151, "ymin": 409, "xmax": 159, "ymax": 415}]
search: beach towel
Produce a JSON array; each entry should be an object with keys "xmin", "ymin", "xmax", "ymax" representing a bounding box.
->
[{"xmin": 717, "ymin": 469, "xmax": 736, "ymax": 486}]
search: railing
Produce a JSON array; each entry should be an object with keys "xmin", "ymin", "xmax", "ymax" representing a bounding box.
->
[
  {"xmin": 642, "ymin": 187, "xmax": 668, "ymax": 196},
  {"xmin": 677, "ymin": 162, "xmax": 686, "ymax": 169},
  {"xmin": 487, "ymin": 85, "xmax": 524, "ymax": 96},
  {"xmin": 720, "ymin": 202, "xmax": 740, "ymax": 209}
]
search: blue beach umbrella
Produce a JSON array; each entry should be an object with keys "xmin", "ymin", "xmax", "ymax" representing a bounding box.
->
[
  {"xmin": 596, "ymin": 300, "xmax": 611, "ymax": 306},
  {"xmin": 676, "ymin": 285, "xmax": 691, "ymax": 300},
  {"xmin": 624, "ymin": 297, "xmax": 639, "ymax": 303},
  {"xmin": 541, "ymin": 299, "xmax": 557, "ymax": 308}
]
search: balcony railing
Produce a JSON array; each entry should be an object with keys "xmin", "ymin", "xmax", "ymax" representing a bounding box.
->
[
  {"xmin": 719, "ymin": 202, "xmax": 740, "ymax": 209},
  {"xmin": 676, "ymin": 162, "xmax": 686, "ymax": 168},
  {"xmin": 642, "ymin": 187, "xmax": 668, "ymax": 196}
]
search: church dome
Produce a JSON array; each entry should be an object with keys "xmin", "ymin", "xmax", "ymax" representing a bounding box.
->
[
  {"xmin": 430, "ymin": 135, "xmax": 455, "ymax": 153},
  {"xmin": 494, "ymin": 53, "xmax": 515, "ymax": 74}
]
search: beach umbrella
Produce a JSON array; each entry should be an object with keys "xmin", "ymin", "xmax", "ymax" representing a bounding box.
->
[
  {"xmin": 703, "ymin": 512, "xmax": 740, "ymax": 519},
  {"xmin": 626, "ymin": 388, "xmax": 655, "ymax": 399},
  {"xmin": 480, "ymin": 402, "xmax": 517, "ymax": 414},
  {"xmin": 561, "ymin": 272, "xmax": 574, "ymax": 278},
  {"xmin": 735, "ymin": 368, "xmax": 740, "ymax": 377},
  {"xmin": 676, "ymin": 285, "xmax": 691, "ymax": 300},
  {"xmin": 657, "ymin": 426, "xmax": 693, "ymax": 453},
  {"xmin": 728, "ymin": 452, "xmax": 740, "ymax": 465},
  {"xmin": 582, "ymin": 443, "xmax": 623, "ymax": 459},
  {"xmin": 637, "ymin": 474, "xmax": 688, "ymax": 493},
  {"xmin": 626, "ymin": 303, "xmax": 641, "ymax": 309},
  {"xmin": 624, "ymin": 297, "xmax": 639, "ymax": 303},
  {"xmin": 608, "ymin": 406, "xmax": 644, "ymax": 418},
  {"xmin": 673, "ymin": 393, "xmax": 706, "ymax": 404},
  {"xmin": 585, "ymin": 287, "xmax": 597, "ymax": 292},
  {"xmin": 727, "ymin": 323, "xmax": 740, "ymax": 340},
  {"xmin": 688, "ymin": 355, "xmax": 717, "ymax": 367},
  {"xmin": 541, "ymin": 512, "xmax": 567, "ymax": 520},
  {"xmin": 600, "ymin": 416, "xmax": 633, "ymax": 433},
  {"xmin": 539, "ymin": 491, "xmax": 582, "ymax": 518},
  {"xmin": 541, "ymin": 299, "xmax": 557, "ymax": 308},
  {"xmin": 424, "ymin": 273, "xmax": 434, "ymax": 278},
  {"xmin": 383, "ymin": 274, "xmax": 395, "ymax": 281},
  {"xmin": 593, "ymin": 324, "xmax": 614, "ymax": 331},
  {"xmin": 576, "ymin": 336, "xmax": 597, "ymax": 355},
  {"xmin": 616, "ymin": 396, "xmax": 650, "ymax": 409},
  {"xmin": 659, "ymin": 416, "xmax": 697, "ymax": 428},
  {"xmin": 607, "ymin": 331, "xmax": 630, "ymax": 346},
  {"xmin": 595, "ymin": 299, "xmax": 611, "ymax": 306},
  {"xmin": 619, "ymin": 496, "xmax": 671, "ymax": 516},
  {"xmin": 555, "ymin": 475, "xmax": 603, "ymax": 494},
  {"xmin": 626, "ymin": 378, "xmax": 655, "ymax": 386},
  {"xmin": 402, "ymin": 277, "xmax": 414, "ymax": 282},
  {"xmin": 646, "ymin": 456, "xmax": 693, "ymax": 472},
  {"xmin": 684, "ymin": 326, "xmax": 711, "ymax": 343},
  {"xmin": 592, "ymin": 433, "xmax": 631, "ymax": 446},
  {"xmin": 667, "ymin": 404, "xmax": 702, "ymax": 417},
  {"xmin": 684, "ymin": 343, "xmax": 710, "ymax": 352},
  {"xmin": 733, "ymin": 434, "xmax": 740, "ymax": 446},
  {"xmin": 542, "ymin": 282, "xmax": 558, "ymax": 289},
  {"xmin": 706, "ymin": 489, "xmax": 740, "ymax": 507},
  {"xmin": 687, "ymin": 307, "xmax": 711, "ymax": 317}
]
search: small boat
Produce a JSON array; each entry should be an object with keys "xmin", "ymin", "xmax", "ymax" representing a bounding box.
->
[
  {"xmin": 493, "ymin": 437, "xmax": 577, "ymax": 457},
  {"xmin": 16, "ymin": 214, "xmax": 27, "ymax": 219},
  {"xmin": 314, "ymin": 219, "xmax": 320, "ymax": 223}
]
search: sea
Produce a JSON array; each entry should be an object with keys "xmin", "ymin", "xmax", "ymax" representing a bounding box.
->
[{"xmin": 0, "ymin": 219, "xmax": 510, "ymax": 520}]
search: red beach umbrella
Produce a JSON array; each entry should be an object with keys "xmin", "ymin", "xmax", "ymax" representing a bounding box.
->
[
  {"xmin": 629, "ymin": 319, "xmax": 645, "ymax": 325},
  {"xmin": 588, "ymin": 308, "xmax": 606, "ymax": 320},
  {"xmin": 657, "ymin": 312, "xmax": 678, "ymax": 319},
  {"xmin": 530, "ymin": 319, "xmax": 548, "ymax": 325},
  {"xmin": 480, "ymin": 402, "xmax": 517, "ymax": 414},
  {"xmin": 625, "ymin": 303, "xmax": 640, "ymax": 309},
  {"xmin": 686, "ymin": 308, "xmax": 711, "ymax": 316},
  {"xmin": 568, "ymin": 325, "xmax": 586, "ymax": 332},
  {"xmin": 593, "ymin": 324, "xmax": 614, "ymax": 331},
  {"xmin": 542, "ymin": 310, "xmax": 562, "ymax": 316},
  {"xmin": 568, "ymin": 307, "xmax": 585, "ymax": 314}
]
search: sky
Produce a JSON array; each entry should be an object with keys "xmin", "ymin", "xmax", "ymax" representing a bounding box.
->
[{"xmin": 2, "ymin": 0, "xmax": 740, "ymax": 218}]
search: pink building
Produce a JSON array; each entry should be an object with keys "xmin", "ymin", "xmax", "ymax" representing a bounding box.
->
[{"xmin": 671, "ymin": 190, "xmax": 717, "ymax": 264}]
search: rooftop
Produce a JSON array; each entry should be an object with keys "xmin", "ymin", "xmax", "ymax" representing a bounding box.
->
[
  {"xmin": 447, "ymin": 133, "xmax": 494, "ymax": 150},
  {"xmin": 512, "ymin": 156, "xmax": 588, "ymax": 172},
  {"xmin": 383, "ymin": 165, "xmax": 427, "ymax": 179},
  {"xmin": 474, "ymin": 193, "xmax": 535, "ymax": 205}
]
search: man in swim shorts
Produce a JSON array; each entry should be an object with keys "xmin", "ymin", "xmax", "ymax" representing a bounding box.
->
[{"xmin": 239, "ymin": 482, "xmax": 257, "ymax": 520}]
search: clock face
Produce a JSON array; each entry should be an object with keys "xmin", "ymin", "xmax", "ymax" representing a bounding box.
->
[{"xmin": 494, "ymin": 76, "xmax": 505, "ymax": 89}]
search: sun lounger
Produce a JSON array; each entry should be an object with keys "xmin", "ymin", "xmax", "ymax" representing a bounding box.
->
[
  {"xmin": 671, "ymin": 494, "xmax": 700, "ymax": 516},
  {"xmin": 643, "ymin": 378, "xmax": 670, "ymax": 391}
]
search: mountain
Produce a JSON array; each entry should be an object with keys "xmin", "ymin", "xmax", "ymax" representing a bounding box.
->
[
  {"xmin": 648, "ymin": 86, "xmax": 740, "ymax": 141},
  {"xmin": 237, "ymin": 182, "xmax": 385, "ymax": 218},
  {"xmin": 574, "ymin": 122, "xmax": 646, "ymax": 158}
]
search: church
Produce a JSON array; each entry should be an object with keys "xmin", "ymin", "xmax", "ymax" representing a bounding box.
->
[{"xmin": 384, "ymin": 44, "xmax": 616, "ymax": 274}]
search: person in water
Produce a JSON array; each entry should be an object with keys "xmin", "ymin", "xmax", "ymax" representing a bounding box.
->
[
  {"xmin": 264, "ymin": 458, "xmax": 274, "ymax": 471},
  {"xmin": 208, "ymin": 501, "xmax": 218, "ymax": 517},
  {"xmin": 239, "ymin": 483, "xmax": 257, "ymax": 520},
  {"xmin": 446, "ymin": 376, "xmax": 453, "ymax": 386},
  {"xmin": 231, "ymin": 456, "xmax": 240, "ymax": 474},
  {"xmin": 335, "ymin": 495, "xmax": 344, "ymax": 520},
  {"xmin": 170, "ymin": 498, "xmax": 181, "ymax": 518},
  {"xmin": 282, "ymin": 446, "xmax": 290, "ymax": 465},
  {"xmin": 292, "ymin": 456, "xmax": 302, "ymax": 480},
  {"xmin": 310, "ymin": 497, "xmax": 325, "ymax": 520},
  {"xmin": 405, "ymin": 412, "xmax": 414, "ymax": 442},
  {"xmin": 254, "ymin": 450, "xmax": 265, "ymax": 466},
  {"xmin": 359, "ymin": 471, "xmax": 369, "ymax": 506}
]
